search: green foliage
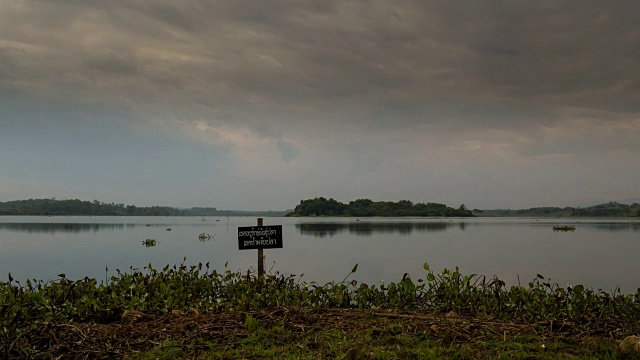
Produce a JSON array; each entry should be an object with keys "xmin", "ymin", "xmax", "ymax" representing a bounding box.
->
[
  {"xmin": 244, "ymin": 314, "xmax": 260, "ymax": 333},
  {"xmin": 287, "ymin": 198, "xmax": 473, "ymax": 217},
  {"xmin": 553, "ymin": 225, "xmax": 576, "ymax": 231},
  {"xmin": 3, "ymin": 262, "xmax": 640, "ymax": 357},
  {"xmin": 198, "ymin": 232, "xmax": 215, "ymax": 242},
  {"xmin": 479, "ymin": 202, "xmax": 640, "ymax": 217},
  {"xmin": 0, "ymin": 199, "xmax": 182, "ymax": 216},
  {"xmin": 572, "ymin": 202, "xmax": 639, "ymax": 217},
  {"xmin": 142, "ymin": 239, "xmax": 157, "ymax": 247},
  {"xmin": 0, "ymin": 199, "xmax": 290, "ymax": 216}
]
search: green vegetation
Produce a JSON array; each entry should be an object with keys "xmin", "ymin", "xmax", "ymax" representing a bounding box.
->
[
  {"xmin": 3, "ymin": 198, "xmax": 638, "ymax": 218},
  {"xmin": 572, "ymin": 202, "xmax": 640, "ymax": 217},
  {"xmin": 0, "ymin": 198, "xmax": 179, "ymax": 216},
  {"xmin": 476, "ymin": 202, "xmax": 640, "ymax": 217},
  {"xmin": 0, "ymin": 198, "xmax": 290, "ymax": 216},
  {"xmin": 553, "ymin": 225, "xmax": 576, "ymax": 232},
  {"xmin": 287, "ymin": 197, "xmax": 473, "ymax": 217},
  {"xmin": 198, "ymin": 232, "xmax": 216, "ymax": 242},
  {"xmin": 2, "ymin": 262, "xmax": 640, "ymax": 358},
  {"xmin": 142, "ymin": 239, "xmax": 157, "ymax": 247}
]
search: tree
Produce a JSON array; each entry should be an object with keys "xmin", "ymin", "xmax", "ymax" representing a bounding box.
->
[{"xmin": 286, "ymin": 198, "xmax": 474, "ymax": 217}]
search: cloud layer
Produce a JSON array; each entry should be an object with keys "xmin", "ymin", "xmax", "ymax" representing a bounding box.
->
[{"xmin": 1, "ymin": 1, "xmax": 639, "ymax": 209}]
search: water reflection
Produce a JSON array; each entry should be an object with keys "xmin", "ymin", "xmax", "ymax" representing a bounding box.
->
[
  {"xmin": 0, "ymin": 223, "xmax": 135, "ymax": 234},
  {"xmin": 582, "ymin": 222, "xmax": 640, "ymax": 232},
  {"xmin": 296, "ymin": 220, "xmax": 640, "ymax": 237},
  {"xmin": 1, "ymin": 217, "xmax": 639, "ymax": 292},
  {"xmin": 296, "ymin": 221, "xmax": 466, "ymax": 237}
]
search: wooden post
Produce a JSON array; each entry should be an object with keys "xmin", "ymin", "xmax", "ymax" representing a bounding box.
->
[{"xmin": 257, "ymin": 217, "xmax": 264, "ymax": 277}]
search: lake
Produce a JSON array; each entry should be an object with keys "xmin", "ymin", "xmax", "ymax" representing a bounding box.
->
[{"xmin": 1, "ymin": 216, "xmax": 639, "ymax": 292}]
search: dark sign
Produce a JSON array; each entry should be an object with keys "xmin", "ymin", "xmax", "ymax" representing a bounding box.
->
[{"xmin": 238, "ymin": 225, "xmax": 283, "ymax": 250}]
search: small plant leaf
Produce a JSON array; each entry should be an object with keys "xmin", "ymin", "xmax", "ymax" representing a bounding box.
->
[{"xmin": 351, "ymin": 264, "xmax": 358, "ymax": 273}]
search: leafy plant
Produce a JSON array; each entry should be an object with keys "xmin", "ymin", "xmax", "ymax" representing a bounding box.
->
[
  {"xmin": 198, "ymin": 233, "xmax": 216, "ymax": 242},
  {"xmin": 553, "ymin": 225, "xmax": 576, "ymax": 231},
  {"xmin": 142, "ymin": 239, "xmax": 157, "ymax": 247},
  {"xmin": 2, "ymin": 261, "xmax": 640, "ymax": 358}
]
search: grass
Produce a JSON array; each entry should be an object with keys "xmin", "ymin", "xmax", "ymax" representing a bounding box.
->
[
  {"xmin": 2, "ymin": 261, "xmax": 640, "ymax": 358},
  {"xmin": 126, "ymin": 310, "xmax": 635, "ymax": 359}
]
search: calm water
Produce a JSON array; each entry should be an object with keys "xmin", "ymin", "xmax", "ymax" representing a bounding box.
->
[{"xmin": 1, "ymin": 216, "xmax": 639, "ymax": 292}]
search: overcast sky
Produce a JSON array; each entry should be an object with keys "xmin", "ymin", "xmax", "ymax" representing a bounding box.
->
[{"xmin": 1, "ymin": 1, "xmax": 639, "ymax": 210}]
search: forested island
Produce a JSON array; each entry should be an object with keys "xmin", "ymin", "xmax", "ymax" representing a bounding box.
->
[
  {"xmin": 286, "ymin": 197, "xmax": 474, "ymax": 217},
  {"xmin": 0, "ymin": 199, "xmax": 288, "ymax": 216},
  {"xmin": 287, "ymin": 198, "xmax": 640, "ymax": 217}
]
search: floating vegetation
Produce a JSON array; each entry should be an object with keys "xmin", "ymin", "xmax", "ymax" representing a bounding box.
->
[
  {"xmin": 142, "ymin": 239, "xmax": 157, "ymax": 247},
  {"xmin": 198, "ymin": 232, "xmax": 216, "ymax": 242},
  {"xmin": 553, "ymin": 225, "xmax": 576, "ymax": 231}
]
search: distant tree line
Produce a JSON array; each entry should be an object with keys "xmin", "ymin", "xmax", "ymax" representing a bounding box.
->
[
  {"xmin": 474, "ymin": 202, "xmax": 640, "ymax": 217},
  {"xmin": 286, "ymin": 198, "xmax": 473, "ymax": 217},
  {"xmin": 0, "ymin": 199, "xmax": 289, "ymax": 216},
  {"xmin": 4, "ymin": 198, "xmax": 636, "ymax": 217},
  {"xmin": 571, "ymin": 202, "xmax": 640, "ymax": 217}
]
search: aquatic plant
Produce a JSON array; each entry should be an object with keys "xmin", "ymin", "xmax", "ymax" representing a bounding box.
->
[
  {"xmin": 142, "ymin": 239, "xmax": 157, "ymax": 247},
  {"xmin": 553, "ymin": 225, "xmax": 576, "ymax": 231},
  {"xmin": 2, "ymin": 261, "xmax": 640, "ymax": 358},
  {"xmin": 198, "ymin": 232, "xmax": 216, "ymax": 242}
]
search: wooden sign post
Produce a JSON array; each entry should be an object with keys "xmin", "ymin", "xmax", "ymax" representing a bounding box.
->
[
  {"xmin": 257, "ymin": 218, "xmax": 264, "ymax": 277},
  {"xmin": 238, "ymin": 218, "xmax": 283, "ymax": 277}
]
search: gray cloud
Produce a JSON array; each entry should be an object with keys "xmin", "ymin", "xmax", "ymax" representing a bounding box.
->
[
  {"xmin": 1, "ymin": 0, "xmax": 639, "ymax": 208},
  {"xmin": 83, "ymin": 49, "xmax": 142, "ymax": 76},
  {"xmin": 3, "ymin": 1, "xmax": 639, "ymax": 124},
  {"xmin": 276, "ymin": 138, "xmax": 300, "ymax": 162}
]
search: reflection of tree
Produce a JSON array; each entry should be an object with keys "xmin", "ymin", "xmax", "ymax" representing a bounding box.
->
[
  {"xmin": 0, "ymin": 223, "xmax": 134, "ymax": 234},
  {"xmin": 582, "ymin": 223, "xmax": 640, "ymax": 233},
  {"xmin": 297, "ymin": 223, "xmax": 340, "ymax": 238},
  {"xmin": 296, "ymin": 222, "xmax": 457, "ymax": 237}
]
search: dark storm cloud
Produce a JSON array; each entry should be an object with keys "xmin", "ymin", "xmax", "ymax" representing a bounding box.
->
[
  {"xmin": 2, "ymin": 0, "xmax": 639, "ymax": 132},
  {"xmin": 444, "ymin": 2, "xmax": 640, "ymax": 112}
]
